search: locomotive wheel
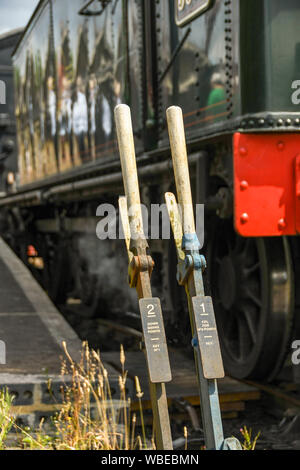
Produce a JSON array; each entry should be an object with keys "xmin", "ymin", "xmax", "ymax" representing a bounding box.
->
[{"xmin": 207, "ymin": 220, "xmax": 294, "ymax": 381}]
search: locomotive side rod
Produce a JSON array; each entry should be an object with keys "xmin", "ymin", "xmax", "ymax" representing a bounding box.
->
[
  {"xmin": 165, "ymin": 106, "xmax": 241, "ymax": 450},
  {"xmin": 114, "ymin": 104, "xmax": 173, "ymax": 450}
]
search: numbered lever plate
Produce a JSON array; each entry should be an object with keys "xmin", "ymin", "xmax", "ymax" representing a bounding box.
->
[
  {"xmin": 192, "ymin": 296, "xmax": 225, "ymax": 379},
  {"xmin": 139, "ymin": 298, "xmax": 172, "ymax": 383}
]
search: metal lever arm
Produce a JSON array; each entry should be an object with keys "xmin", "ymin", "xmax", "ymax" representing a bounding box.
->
[
  {"xmin": 115, "ymin": 104, "xmax": 145, "ymax": 243},
  {"xmin": 115, "ymin": 104, "xmax": 173, "ymax": 451},
  {"xmin": 165, "ymin": 105, "xmax": 241, "ymax": 451}
]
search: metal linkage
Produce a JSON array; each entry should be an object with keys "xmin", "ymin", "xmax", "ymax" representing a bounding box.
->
[
  {"xmin": 165, "ymin": 106, "xmax": 241, "ymax": 451},
  {"xmin": 114, "ymin": 104, "xmax": 173, "ymax": 450}
]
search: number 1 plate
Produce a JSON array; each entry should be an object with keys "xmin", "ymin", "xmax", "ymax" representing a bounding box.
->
[
  {"xmin": 192, "ymin": 296, "xmax": 225, "ymax": 379},
  {"xmin": 139, "ymin": 298, "xmax": 172, "ymax": 383}
]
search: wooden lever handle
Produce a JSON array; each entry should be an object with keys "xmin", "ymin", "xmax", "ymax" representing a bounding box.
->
[
  {"xmin": 166, "ymin": 106, "xmax": 195, "ymax": 234},
  {"xmin": 114, "ymin": 104, "xmax": 144, "ymax": 237}
]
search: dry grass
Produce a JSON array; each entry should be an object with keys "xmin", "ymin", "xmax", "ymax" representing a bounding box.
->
[
  {"xmin": 0, "ymin": 388, "xmax": 15, "ymax": 449},
  {"xmin": 1, "ymin": 342, "xmax": 154, "ymax": 450},
  {"xmin": 0, "ymin": 341, "xmax": 260, "ymax": 450},
  {"xmin": 28, "ymin": 342, "xmax": 154, "ymax": 450}
]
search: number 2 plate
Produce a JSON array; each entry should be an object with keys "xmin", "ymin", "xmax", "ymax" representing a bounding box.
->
[
  {"xmin": 139, "ymin": 298, "xmax": 172, "ymax": 383},
  {"xmin": 192, "ymin": 296, "xmax": 224, "ymax": 379}
]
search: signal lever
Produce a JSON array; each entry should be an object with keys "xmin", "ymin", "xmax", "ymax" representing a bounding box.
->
[
  {"xmin": 165, "ymin": 106, "xmax": 241, "ymax": 450},
  {"xmin": 114, "ymin": 104, "xmax": 173, "ymax": 450}
]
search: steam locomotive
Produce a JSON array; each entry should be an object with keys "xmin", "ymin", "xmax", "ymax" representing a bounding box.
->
[{"xmin": 1, "ymin": 0, "xmax": 300, "ymax": 382}]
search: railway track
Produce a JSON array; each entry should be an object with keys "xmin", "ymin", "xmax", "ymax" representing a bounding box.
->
[{"xmin": 60, "ymin": 302, "xmax": 300, "ymax": 413}]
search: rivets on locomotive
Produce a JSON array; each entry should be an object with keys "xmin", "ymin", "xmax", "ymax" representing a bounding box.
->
[
  {"xmin": 240, "ymin": 213, "xmax": 249, "ymax": 224},
  {"xmin": 239, "ymin": 147, "xmax": 247, "ymax": 156},
  {"xmin": 240, "ymin": 181, "xmax": 248, "ymax": 191},
  {"xmin": 224, "ymin": 0, "xmax": 233, "ymax": 120},
  {"xmin": 278, "ymin": 219, "xmax": 287, "ymax": 231}
]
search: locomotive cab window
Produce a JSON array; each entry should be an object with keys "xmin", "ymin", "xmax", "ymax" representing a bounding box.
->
[{"xmin": 175, "ymin": 0, "xmax": 214, "ymax": 26}]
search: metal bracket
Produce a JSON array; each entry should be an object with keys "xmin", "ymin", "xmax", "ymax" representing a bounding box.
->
[
  {"xmin": 128, "ymin": 254, "xmax": 154, "ymax": 288},
  {"xmin": 177, "ymin": 252, "xmax": 207, "ymax": 285}
]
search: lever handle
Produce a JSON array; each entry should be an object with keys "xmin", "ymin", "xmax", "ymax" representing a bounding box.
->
[
  {"xmin": 115, "ymin": 104, "xmax": 144, "ymax": 238},
  {"xmin": 166, "ymin": 106, "xmax": 195, "ymax": 234}
]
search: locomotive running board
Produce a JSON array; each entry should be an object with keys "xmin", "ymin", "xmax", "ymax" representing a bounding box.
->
[
  {"xmin": 165, "ymin": 106, "xmax": 241, "ymax": 450},
  {"xmin": 115, "ymin": 104, "xmax": 173, "ymax": 450}
]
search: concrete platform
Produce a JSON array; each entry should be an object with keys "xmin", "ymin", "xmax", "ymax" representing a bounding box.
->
[{"xmin": 0, "ymin": 237, "xmax": 123, "ymax": 427}]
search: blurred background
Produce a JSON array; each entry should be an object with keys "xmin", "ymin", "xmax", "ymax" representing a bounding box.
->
[{"xmin": 0, "ymin": 0, "xmax": 39, "ymax": 35}]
